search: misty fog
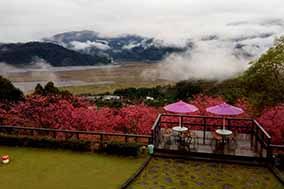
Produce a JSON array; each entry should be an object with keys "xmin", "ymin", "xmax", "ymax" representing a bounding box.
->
[{"xmin": 1, "ymin": 0, "xmax": 284, "ymax": 81}]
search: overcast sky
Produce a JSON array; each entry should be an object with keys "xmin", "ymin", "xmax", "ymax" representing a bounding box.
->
[{"xmin": 1, "ymin": 0, "xmax": 284, "ymax": 42}]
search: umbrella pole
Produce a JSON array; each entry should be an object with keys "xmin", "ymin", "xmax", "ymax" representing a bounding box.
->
[
  {"xmin": 179, "ymin": 116, "xmax": 182, "ymax": 127},
  {"xmin": 223, "ymin": 117, "xmax": 225, "ymax": 130}
]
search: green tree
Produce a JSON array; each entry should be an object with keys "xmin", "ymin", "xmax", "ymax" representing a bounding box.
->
[
  {"xmin": 0, "ymin": 76, "xmax": 24, "ymax": 102},
  {"xmin": 44, "ymin": 81, "xmax": 60, "ymax": 95},
  {"xmin": 33, "ymin": 81, "xmax": 72, "ymax": 97},
  {"xmin": 208, "ymin": 79, "xmax": 245, "ymax": 104},
  {"xmin": 240, "ymin": 36, "xmax": 284, "ymax": 109},
  {"xmin": 34, "ymin": 83, "xmax": 44, "ymax": 95}
]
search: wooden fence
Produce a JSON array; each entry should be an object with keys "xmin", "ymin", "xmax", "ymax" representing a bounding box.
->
[{"xmin": 0, "ymin": 125, "xmax": 152, "ymax": 145}]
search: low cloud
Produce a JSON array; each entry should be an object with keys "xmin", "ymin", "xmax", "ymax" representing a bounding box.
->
[
  {"xmin": 157, "ymin": 42, "xmax": 249, "ymax": 81},
  {"xmin": 70, "ymin": 40, "xmax": 110, "ymax": 50},
  {"xmin": 0, "ymin": 59, "xmax": 119, "ymax": 92},
  {"xmin": 141, "ymin": 18, "xmax": 284, "ymax": 81},
  {"xmin": 0, "ymin": 58, "xmax": 58, "ymax": 83}
]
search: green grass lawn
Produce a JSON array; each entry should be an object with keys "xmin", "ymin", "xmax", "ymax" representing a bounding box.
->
[
  {"xmin": 129, "ymin": 157, "xmax": 283, "ymax": 189},
  {"xmin": 0, "ymin": 146, "xmax": 145, "ymax": 189}
]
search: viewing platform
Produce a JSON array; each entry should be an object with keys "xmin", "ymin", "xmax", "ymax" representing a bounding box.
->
[{"xmin": 151, "ymin": 114, "xmax": 275, "ymax": 164}]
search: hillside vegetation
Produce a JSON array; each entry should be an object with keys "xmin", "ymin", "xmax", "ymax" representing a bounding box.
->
[
  {"xmin": 240, "ymin": 37, "xmax": 284, "ymax": 108},
  {"xmin": 210, "ymin": 36, "xmax": 284, "ymax": 110}
]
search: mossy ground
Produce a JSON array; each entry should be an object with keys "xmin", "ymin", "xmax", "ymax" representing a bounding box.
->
[{"xmin": 129, "ymin": 157, "xmax": 283, "ymax": 189}]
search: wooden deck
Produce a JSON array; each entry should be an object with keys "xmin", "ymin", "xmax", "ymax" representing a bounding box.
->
[{"xmin": 157, "ymin": 130, "xmax": 262, "ymax": 158}]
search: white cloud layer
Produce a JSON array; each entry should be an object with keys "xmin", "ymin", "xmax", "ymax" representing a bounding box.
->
[
  {"xmin": 1, "ymin": 0, "xmax": 284, "ymax": 42},
  {"xmin": 1, "ymin": 0, "xmax": 284, "ymax": 81}
]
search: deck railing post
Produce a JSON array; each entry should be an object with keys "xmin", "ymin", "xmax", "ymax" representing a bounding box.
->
[
  {"xmin": 100, "ymin": 134, "xmax": 103, "ymax": 148},
  {"xmin": 53, "ymin": 131, "xmax": 56, "ymax": 139},
  {"xmin": 151, "ymin": 114, "xmax": 162, "ymax": 147},
  {"xmin": 260, "ymin": 137, "xmax": 263, "ymax": 158},
  {"xmin": 254, "ymin": 126, "xmax": 258, "ymax": 153},
  {"xmin": 266, "ymin": 138, "xmax": 272, "ymax": 163},
  {"xmin": 150, "ymin": 130, "xmax": 154, "ymax": 145},
  {"xmin": 203, "ymin": 117, "xmax": 206, "ymax": 144},
  {"xmin": 148, "ymin": 137, "xmax": 151, "ymax": 144},
  {"xmin": 250, "ymin": 120, "xmax": 254, "ymax": 147}
]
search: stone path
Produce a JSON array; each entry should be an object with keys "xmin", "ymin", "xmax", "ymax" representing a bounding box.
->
[{"xmin": 128, "ymin": 157, "xmax": 283, "ymax": 189}]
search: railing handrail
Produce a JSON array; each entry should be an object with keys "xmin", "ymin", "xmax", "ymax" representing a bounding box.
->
[
  {"xmin": 160, "ymin": 121, "xmax": 251, "ymax": 128},
  {"xmin": 160, "ymin": 113, "xmax": 253, "ymax": 120},
  {"xmin": 0, "ymin": 125, "xmax": 151, "ymax": 138},
  {"xmin": 253, "ymin": 120, "xmax": 272, "ymax": 139},
  {"xmin": 270, "ymin": 144, "xmax": 284, "ymax": 149},
  {"xmin": 151, "ymin": 114, "xmax": 162, "ymax": 130}
]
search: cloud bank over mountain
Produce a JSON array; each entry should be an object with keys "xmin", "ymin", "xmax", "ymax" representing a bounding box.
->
[
  {"xmin": 1, "ymin": 0, "xmax": 284, "ymax": 81},
  {"xmin": 1, "ymin": 0, "xmax": 284, "ymax": 43}
]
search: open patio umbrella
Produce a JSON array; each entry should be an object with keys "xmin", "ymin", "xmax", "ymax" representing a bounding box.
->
[
  {"xmin": 164, "ymin": 100, "xmax": 198, "ymax": 127},
  {"xmin": 206, "ymin": 102, "xmax": 244, "ymax": 129}
]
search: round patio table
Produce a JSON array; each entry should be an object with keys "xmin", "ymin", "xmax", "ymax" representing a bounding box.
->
[
  {"xmin": 172, "ymin": 126, "xmax": 188, "ymax": 145},
  {"xmin": 172, "ymin": 126, "xmax": 188, "ymax": 133},
  {"xmin": 215, "ymin": 129, "xmax": 232, "ymax": 136},
  {"xmin": 216, "ymin": 129, "xmax": 232, "ymax": 144}
]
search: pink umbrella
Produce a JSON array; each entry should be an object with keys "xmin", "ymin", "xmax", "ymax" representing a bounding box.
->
[
  {"xmin": 164, "ymin": 100, "xmax": 198, "ymax": 126},
  {"xmin": 206, "ymin": 102, "xmax": 244, "ymax": 129}
]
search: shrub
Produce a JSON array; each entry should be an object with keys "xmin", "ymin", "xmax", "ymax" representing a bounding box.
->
[
  {"xmin": 103, "ymin": 142, "xmax": 141, "ymax": 156},
  {"xmin": 0, "ymin": 134, "xmax": 91, "ymax": 151},
  {"xmin": 95, "ymin": 99, "xmax": 122, "ymax": 108},
  {"xmin": 144, "ymin": 99, "xmax": 164, "ymax": 107}
]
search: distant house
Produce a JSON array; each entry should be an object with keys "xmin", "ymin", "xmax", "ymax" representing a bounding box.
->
[
  {"xmin": 146, "ymin": 96, "xmax": 154, "ymax": 101},
  {"xmin": 103, "ymin": 95, "xmax": 120, "ymax": 101},
  {"xmin": 86, "ymin": 95, "xmax": 121, "ymax": 101}
]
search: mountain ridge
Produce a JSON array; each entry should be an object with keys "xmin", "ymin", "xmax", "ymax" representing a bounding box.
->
[
  {"xmin": 43, "ymin": 30, "xmax": 192, "ymax": 62},
  {"xmin": 0, "ymin": 42, "xmax": 111, "ymax": 67}
]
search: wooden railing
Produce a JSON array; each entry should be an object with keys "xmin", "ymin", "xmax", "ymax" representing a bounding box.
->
[
  {"xmin": 0, "ymin": 125, "xmax": 152, "ymax": 145},
  {"xmin": 157, "ymin": 113, "xmax": 253, "ymax": 128},
  {"xmin": 270, "ymin": 144, "xmax": 284, "ymax": 156},
  {"xmin": 252, "ymin": 120, "xmax": 272, "ymax": 160},
  {"xmin": 151, "ymin": 114, "xmax": 162, "ymax": 146},
  {"xmin": 154, "ymin": 113, "xmax": 253, "ymax": 144}
]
